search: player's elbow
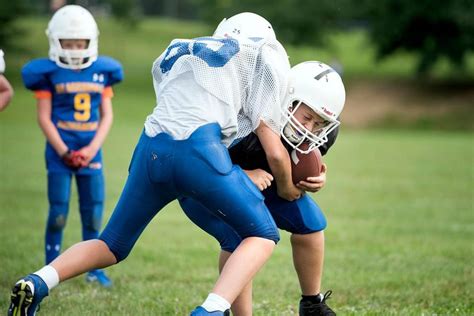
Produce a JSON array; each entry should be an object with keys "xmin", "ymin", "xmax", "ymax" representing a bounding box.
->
[{"xmin": 265, "ymin": 149, "xmax": 287, "ymax": 166}]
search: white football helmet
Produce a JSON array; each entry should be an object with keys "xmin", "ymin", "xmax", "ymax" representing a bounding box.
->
[
  {"xmin": 0, "ymin": 50, "xmax": 5, "ymax": 73},
  {"xmin": 46, "ymin": 5, "xmax": 99, "ymax": 70},
  {"xmin": 213, "ymin": 12, "xmax": 276, "ymax": 42},
  {"xmin": 281, "ymin": 61, "xmax": 346, "ymax": 153}
]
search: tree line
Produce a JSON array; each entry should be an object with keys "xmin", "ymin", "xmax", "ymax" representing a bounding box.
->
[{"xmin": 1, "ymin": 0, "xmax": 473, "ymax": 74}]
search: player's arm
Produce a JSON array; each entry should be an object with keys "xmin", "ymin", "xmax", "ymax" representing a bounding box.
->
[
  {"xmin": 36, "ymin": 97, "xmax": 69, "ymax": 156},
  {"xmin": 0, "ymin": 75, "xmax": 14, "ymax": 111},
  {"xmin": 255, "ymin": 120, "xmax": 302, "ymax": 201},
  {"xmin": 79, "ymin": 93, "xmax": 113, "ymax": 164}
]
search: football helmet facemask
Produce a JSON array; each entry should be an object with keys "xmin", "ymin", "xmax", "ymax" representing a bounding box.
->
[
  {"xmin": 281, "ymin": 61, "xmax": 346, "ymax": 153},
  {"xmin": 46, "ymin": 5, "xmax": 99, "ymax": 70},
  {"xmin": 213, "ymin": 12, "xmax": 276, "ymax": 43}
]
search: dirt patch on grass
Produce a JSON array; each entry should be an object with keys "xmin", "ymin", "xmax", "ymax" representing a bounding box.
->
[{"xmin": 341, "ymin": 79, "xmax": 474, "ymax": 129}]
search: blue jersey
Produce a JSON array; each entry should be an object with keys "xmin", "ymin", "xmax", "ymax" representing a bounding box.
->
[{"xmin": 22, "ymin": 56, "xmax": 123, "ymax": 174}]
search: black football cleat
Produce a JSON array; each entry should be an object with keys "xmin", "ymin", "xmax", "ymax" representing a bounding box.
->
[{"xmin": 299, "ymin": 290, "xmax": 336, "ymax": 316}]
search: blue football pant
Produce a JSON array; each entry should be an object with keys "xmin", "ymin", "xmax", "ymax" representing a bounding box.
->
[
  {"xmin": 45, "ymin": 172, "xmax": 104, "ymax": 264},
  {"xmin": 99, "ymin": 124, "xmax": 279, "ymax": 262},
  {"xmin": 180, "ymin": 185, "xmax": 327, "ymax": 252}
]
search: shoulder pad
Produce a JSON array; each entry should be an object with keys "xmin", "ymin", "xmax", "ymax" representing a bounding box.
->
[
  {"xmin": 95, "ymin": 56, "xmax": 124, "ymax": 86},
  {"xmin": 21, "ymin": 58, "xmax": 56, "ymax": 91}
]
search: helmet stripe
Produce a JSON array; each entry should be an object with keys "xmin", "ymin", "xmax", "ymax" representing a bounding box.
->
[{"xmin": 314, "ymin": 68, "xmax": 334, "ymax": 80}]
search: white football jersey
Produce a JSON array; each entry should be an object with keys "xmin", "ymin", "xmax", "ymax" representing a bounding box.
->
[{"xmin": 144, "ymin": 36, "xmax": 290, "ymax": 146}]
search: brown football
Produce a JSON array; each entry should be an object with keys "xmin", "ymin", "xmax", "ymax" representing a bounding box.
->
[{"xmin": 290, "ymin": 143, "xmax": 323, "ymax": 184}]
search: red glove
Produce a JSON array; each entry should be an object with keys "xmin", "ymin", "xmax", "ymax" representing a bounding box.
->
[{"xmin": 61, "ymin": 150, "xmax": 85, "ymax": 169}]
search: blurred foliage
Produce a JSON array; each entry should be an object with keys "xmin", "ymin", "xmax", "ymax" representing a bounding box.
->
[
  {"xmin": 2, "ymin": 0, "xmax": 473, "ymax": 76},
  {"xmin": 361, "ymin": 0, "xmax": 474, "ymax": 74},
  {"xmin": 105, "ymin": 0, "xmax": 139, "ymax": 26},
  {"xmin": 139, "ymin": 0, "xmax": 199, "ymax": 18},
  {"xmin": 194, "ymin": 0, "xmax": 474, "ymax": 75},
  {"xmin": 0, "ymin": 0, "xmax": 29, "ymax": 49},
  {"xmin": 194, "ymin": 0, "xmax": 357, "ymax": 44}
]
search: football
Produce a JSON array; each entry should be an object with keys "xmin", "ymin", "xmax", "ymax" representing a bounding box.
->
[{"xmin": 290, "ymin": 143, "xmax": 323, "ymax": 184}]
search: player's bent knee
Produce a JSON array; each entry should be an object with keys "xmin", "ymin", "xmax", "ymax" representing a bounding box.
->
[
  {"xmin": 99, "ymin": 234, "xmax": 133, "ymax": 263},
  {"xmin": 253, "ymin": 229, "xmax": 280, "ymax": 244}
]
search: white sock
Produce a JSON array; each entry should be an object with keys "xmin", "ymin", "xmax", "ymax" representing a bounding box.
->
[
  {"xmin": 201, "ymin": 293, "xmax": 231, "ymax": 312},
  {"xmin": 33, "ymin": 265, "xmax": 60, "ymax": 290}
]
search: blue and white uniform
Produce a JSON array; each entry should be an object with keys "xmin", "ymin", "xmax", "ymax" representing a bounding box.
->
[
  {"xmin": 22, "ymin": 56, "xmax": 123, "ymax": 263},
  {"xmin": 99, "ymin": 36, "xmax": 290, "ymax": 261},
  {"xmin": 180, "ymin": 128, "xmax": 339, "ymax": 252}
]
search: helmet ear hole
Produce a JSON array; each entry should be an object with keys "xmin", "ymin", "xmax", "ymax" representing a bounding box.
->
[{"xmin": 288, "ymin": 100, "xmax": 299, "ymax": 112}]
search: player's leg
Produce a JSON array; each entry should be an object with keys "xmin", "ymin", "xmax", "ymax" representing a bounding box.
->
[
  {"xmin": 263, "ymin": 187, "xmax": 335, "ymax": 315},
  {"xmin": 292, "ymin": 232, "xmax": 334, "ymax": 315},
  {"xmin": 45, "ymin": 172, "xmax": 72, "ymax": 264},
  {"xmin": 180, "ymin": 198, "xmax": 252, "ymax": 315},
  {"xmin": 75, "ymin": 173, "xmax": 112, "ymax": 287},
  {"xmin": 291, "ymin": 232, "xmax": 325, "ymax": 295},
  {"xmin": 175, "ymin": 125, "xmax": 279, "ymax": 312},
  {"xmin": 76, "ymin": 173, "xmax": 104, "ymax": 242},
  {"xmin": 8, "ymin": 131, "xmax": 175, "ymax": 315},
  {"xmin": 180, "ymin": 197, "xmax": 242, "ymax": 253},
  {"xmin": 219, "ymin": 250, "xmax": 253, "ymax": 316}
]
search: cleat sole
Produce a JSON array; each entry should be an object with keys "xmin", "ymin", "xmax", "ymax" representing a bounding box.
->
[{"xmin": 8, "ymin": 280, "xmax": 34, "ymax": 316}]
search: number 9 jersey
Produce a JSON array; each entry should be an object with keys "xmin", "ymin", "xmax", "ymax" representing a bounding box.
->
[{"xmin": 21, "ymin": 56, "xmax": 123, "ymax": 174}]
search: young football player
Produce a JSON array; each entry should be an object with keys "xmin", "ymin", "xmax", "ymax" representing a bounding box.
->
[
  {"xmin": 180, "ymin": 61, "xmax": 345, "ymax": 316},
  {"xmin": 19, "ymin": 5, "xmax": 123, "ymax": 288},
  {"xmin": 8, "ymin": 12, "xmax": 301, "ymax": 316},
  {"xmin": 0, "ymin": 49, "xmax": 14, "ymax": 111}
]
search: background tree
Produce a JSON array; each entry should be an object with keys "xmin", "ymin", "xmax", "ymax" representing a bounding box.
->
[
  {"xmin": 361, "ymin": 0, "xmax": 474, "ymax": 74},
  {"xmin": 0, "ymin": 0, "xmax": 29, "ymax": 49},
  {"xmin": 194, "ymin": 0, "xmax": 474, "ymax": 75}
]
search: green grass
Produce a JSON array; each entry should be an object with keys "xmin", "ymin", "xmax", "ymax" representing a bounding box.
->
[{"xmin": 1, "ymin": 16, "xmax": 473, "ymax": 315}]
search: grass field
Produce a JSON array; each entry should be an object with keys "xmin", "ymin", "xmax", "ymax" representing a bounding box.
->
[{"xmin": 1, "ymin": 17, "xmax": 473, "ymax": 315}]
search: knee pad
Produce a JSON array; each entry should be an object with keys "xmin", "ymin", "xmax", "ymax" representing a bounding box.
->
[
  {"xmin": 81, "ymin": 203, "xmax": 103, "ymax": 232},
  {"xmin": 77, "ymin": 174, "xmax": 105, "ymax": 232},
  {"xmin": 47, "ymin": 203, "xmax": 69, "ymax": 232}
]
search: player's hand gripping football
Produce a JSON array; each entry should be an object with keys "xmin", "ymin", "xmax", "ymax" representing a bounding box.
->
[
  {"xmin": 244, "ymin": 169, "xmax": 274, "ymax": 191},
  {"xmin": 296, "ymin": 163, "xmax": 327, "ymax": 193},
  {"xmin": 61, "ymin": 150, "xmax": 86, "ymax": 169}
]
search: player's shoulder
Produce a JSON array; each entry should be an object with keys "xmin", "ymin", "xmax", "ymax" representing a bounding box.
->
[
  {"xmin": 22, "ymin": 58, "xmax": 57, "ymax": 75},
  {"xmin": 94, "ymin": 56, "xmax": 123, "ymax": 72}
]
